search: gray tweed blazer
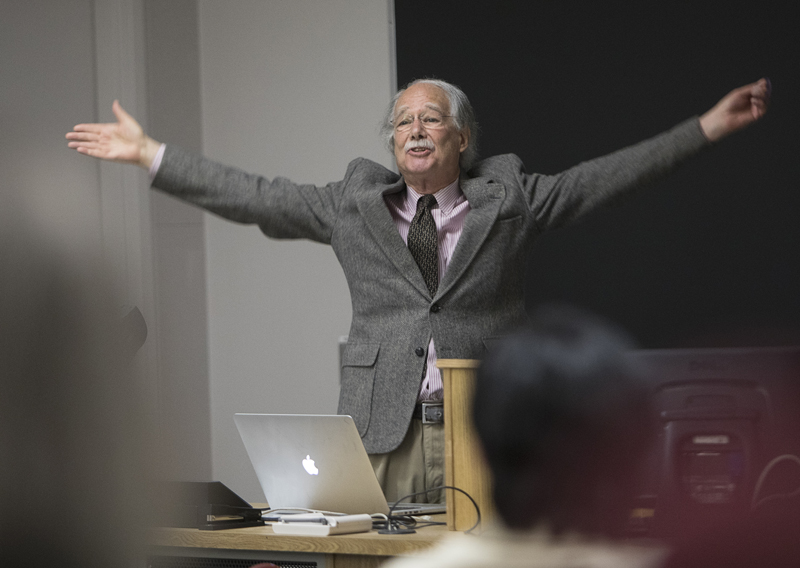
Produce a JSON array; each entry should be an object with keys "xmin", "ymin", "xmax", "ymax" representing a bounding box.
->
[{"xmin": 153, "ymin": 118, "xmax": 708, "ymax": 453}]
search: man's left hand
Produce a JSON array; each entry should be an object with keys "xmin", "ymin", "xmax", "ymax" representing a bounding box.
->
[{"xmin": 699, "ymin": 78, "xmax": 771, "ymax": 142}]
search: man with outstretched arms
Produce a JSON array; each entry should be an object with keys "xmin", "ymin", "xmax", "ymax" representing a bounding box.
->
[{"xmin": 67, "ymin": 77, "xmax": 771, "ymax": 503}]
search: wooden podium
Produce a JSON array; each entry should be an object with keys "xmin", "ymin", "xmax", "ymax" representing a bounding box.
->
[{"xmin": 437, "ymin": 358, "xmax": 494, "ymax": 531}]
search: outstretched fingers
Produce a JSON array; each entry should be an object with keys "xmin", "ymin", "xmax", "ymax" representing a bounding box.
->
[
  {"xmin": 66, "ymin": 127, "xmax": 108, "ymax": 153},
  {"xmin": 71, "ymin": 122, "xmax": 104, "ymax": 133},
  {"xmin": 112, "ymin": 99, "xmax": 132, "ymax": 122},
  {"xmin": 64, "ymin": 100, "xmax": 153, "ymax": 165},
  {"xmin": 66, "ymin": 130, "xmax": 102, "ymax": 145},
  {"xmin": 74, "ymin": 145, "xmax": 107, "ymax": 158},
  {"xmin": 750, "ymin": 78, "xmax": 771, "ymax": 119},
  {"xmin": 66, "ymin": 139, "xmax": 111, "ymax": 159}
]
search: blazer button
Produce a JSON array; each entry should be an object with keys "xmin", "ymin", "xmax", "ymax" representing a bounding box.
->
[
  {"xmin": 415, "ymin": 347, "xmax": 425, "ymax": 357},
  {"xmin": 430, "ymin": 304, "xmax": 441, "ymax": 313}
]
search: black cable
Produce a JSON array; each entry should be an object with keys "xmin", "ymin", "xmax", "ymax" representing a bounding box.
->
[
  {"xmin": 408, "ymin": 520, "xmax": 447, "ymax": 529},
  {"xmin": 381, "ymin": 485, "xmax": 481, "ymax": 534}
]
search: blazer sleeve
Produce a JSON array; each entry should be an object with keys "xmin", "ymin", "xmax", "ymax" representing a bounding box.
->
[
  {"xmin": 522, "ymin": 117, "xmax": 711, "ymax": 232},
  {"xmin": 152, "ymin": 144, "xmax": 348, "ymax": 244}
]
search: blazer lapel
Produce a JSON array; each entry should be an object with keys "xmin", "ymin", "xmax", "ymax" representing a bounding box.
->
[
  {"xmin": 357, "ymin": 180, "xmax": 432, "ymax": 298},
  {"xmin": 435, "ymin": 176, "xmax": 505, "ymax": 299}
]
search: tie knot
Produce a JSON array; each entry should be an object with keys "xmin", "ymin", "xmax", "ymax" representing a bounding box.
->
[{"xmin": 417, "ymin": 194, "xmax": 437, "ymax": 211}]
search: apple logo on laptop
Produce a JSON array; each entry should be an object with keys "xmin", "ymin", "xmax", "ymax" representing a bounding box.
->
[{"xmin": 302, "ymin": 455, "xmax": 319, "ymax": 475}]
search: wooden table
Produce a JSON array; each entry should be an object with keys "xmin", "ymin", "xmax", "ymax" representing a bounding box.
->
[{"xmin": 148, "ymin": 518, "xmax": 448, "ymax": 568}]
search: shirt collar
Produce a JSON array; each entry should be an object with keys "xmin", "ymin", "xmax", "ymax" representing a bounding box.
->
[{"xmin": 406, "ymin": 177, "xmax": 463, "ymax": 215}]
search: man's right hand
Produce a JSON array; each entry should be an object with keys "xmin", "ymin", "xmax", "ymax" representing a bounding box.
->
[{"xmin": 66, "ymin": 100, "xmax": 161, "ymax": 169}]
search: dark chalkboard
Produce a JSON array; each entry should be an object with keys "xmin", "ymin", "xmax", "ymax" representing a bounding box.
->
[{"xmin": 395, "ymin": 0, "xmax": 800, "ymax": 348}]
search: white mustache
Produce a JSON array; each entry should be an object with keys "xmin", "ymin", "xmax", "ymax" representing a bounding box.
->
[{"xmin": 404, "ymin": 138, "xmax": 434, "ymax": 153}]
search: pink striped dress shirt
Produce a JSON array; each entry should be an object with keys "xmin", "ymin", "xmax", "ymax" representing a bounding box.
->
[{"xmin": 384, "ymin": 178, "xmax": 471, "ymax": 401}]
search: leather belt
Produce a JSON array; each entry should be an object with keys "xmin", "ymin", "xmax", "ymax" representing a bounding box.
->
[{"xmin": 413, "ymin": 401, "xmax": 444, "ymax": 424}]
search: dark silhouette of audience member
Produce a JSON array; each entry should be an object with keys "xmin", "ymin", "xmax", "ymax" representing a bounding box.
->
[
  {"xmin": 384, "ymin": 306, "xmax": 664, "ymax": 568},
  {"xmin": 474, "ymin": 306, "xmax": 654, "ymax": 536},
  {"xmin": 0, "ymin": 216, "xmax": 151, "ymax": 568}
]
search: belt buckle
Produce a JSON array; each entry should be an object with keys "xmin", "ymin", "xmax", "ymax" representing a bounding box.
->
[{"xmin": 421, "ymin": 401, "xmax": 444, "ymax": 424}]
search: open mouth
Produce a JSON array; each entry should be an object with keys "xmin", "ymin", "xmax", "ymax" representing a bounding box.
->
[{"xmin": 404, "ymin": 138, "xmax": 435, "ymax": 155}]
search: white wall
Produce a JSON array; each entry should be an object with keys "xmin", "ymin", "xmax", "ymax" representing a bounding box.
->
[
  {"xmin": 1, "ymin": 0, "xmax": 158, "ymax": 415},
  {"xmin": 196, "ymin": 0, "xmax": 396, "ymax": 501},
  {"xmin": 1, "ymin": 0, "xmax": 395, "ymax": 504},
  {"xmin": 0, "ymin": 0, "xmax": 184, "ymax": 492},
  {"xmin": 1, "ymin": 0, "xmax": 100, "ymax": 250},
  {"xmin": 145, "ymin": 0, "xmax": 212, "ymax": 481}
]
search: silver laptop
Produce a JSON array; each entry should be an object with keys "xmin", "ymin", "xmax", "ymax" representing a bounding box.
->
[{"xmin": 234, "ymin": 413, "xmax": 445, "ymax": 516}]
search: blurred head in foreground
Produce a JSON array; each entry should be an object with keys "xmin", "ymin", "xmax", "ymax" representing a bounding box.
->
[
  {"xmin": 474, "ymin": 306, "xmax": 652, "ymax": 537},
  {"xmin": 0, "ymin": 218, "xmax": 149, "ymax": 567}
]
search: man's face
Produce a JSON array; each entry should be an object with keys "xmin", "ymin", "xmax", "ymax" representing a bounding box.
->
[{"xmin": 393, "ymin": 83, "xmax": 469, "ymax": 194}]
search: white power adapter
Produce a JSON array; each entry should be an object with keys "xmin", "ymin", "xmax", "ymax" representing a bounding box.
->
[{"xmin": 271, "ymin": 513, "xmax": 373, "ymax": 536}]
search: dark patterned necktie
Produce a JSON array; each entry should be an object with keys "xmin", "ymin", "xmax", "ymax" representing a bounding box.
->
[{"xmin": 408, "ymin": 194, "xmax": 439, "ymax": 296}]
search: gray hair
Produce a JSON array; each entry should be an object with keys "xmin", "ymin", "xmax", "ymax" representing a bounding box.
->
[{"xmin": 380, "ymin": 78, "xmax": 480, "ymax": 171}]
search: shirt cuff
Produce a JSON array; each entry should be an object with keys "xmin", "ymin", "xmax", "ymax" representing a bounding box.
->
[{"xmin": 148, "ymin": 143, "xmax": 166, "ymax": 182}]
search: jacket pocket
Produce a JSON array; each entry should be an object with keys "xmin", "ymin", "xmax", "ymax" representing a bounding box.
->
[{"xmin": 338, "ymin": 342, "xmax": 380, "ymax": 437}]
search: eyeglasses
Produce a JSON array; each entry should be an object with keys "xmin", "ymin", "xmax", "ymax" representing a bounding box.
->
[{"xmin": 392, "ymin": 110, "xmax": 453, "ymax": 133}]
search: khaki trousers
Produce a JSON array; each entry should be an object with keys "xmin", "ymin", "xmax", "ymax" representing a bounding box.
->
[{"xmin": 369, "ymin": 419, "xmax": 445, "ymax": 504}]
